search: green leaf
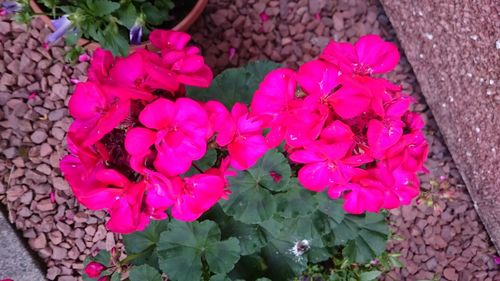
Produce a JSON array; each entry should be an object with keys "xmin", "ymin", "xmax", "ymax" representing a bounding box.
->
[
  {"xmin": 359, "ymin": 270, "xmax": 382, "ymax": 281},
  {"xmin": 98, "ymin": 25, "xmax": 129, "ymax": 56},
  {"xmin": 220, "ymin": 172, "xmax": 276, "ymax": 224},
  {"xmin": 219, "ymin": 149, "xmax": 291, "ymax": 224},
  {"xmin": 110, "ymin": 272, "xmax": 120, "ymax": 281},
  {"xmin": 246, "ymin": 149, "xmax": 291, "ymax": 192},
  {"xmin": 123, "ymin": 220, "xmax": 168, "ymax": 267},
  {"xmin": 275, "ymin": 182, "xmax": 317, "ymax": 218},
  {"xmin": 157, "ymin": 220, "xmax": 241, "ymax": 281},
  {"xmin": 141, "ymin": 2, "xmax": 167, "ymax": 25},
  {"xmin": 94, "ymin": 250, "xmax": 111, "ymax": 266},
  {"xmin": 129, "ymin": 264, "xmax": 162, "ymax": 281},
  {"xmin": 186, "ymin": 60, "xmax": 281, "ymax": 109},
  {"xmin": 337, "ymin": 213, "xmax": 389, "ymax": 264},
  {"xmin": 261, "ymin": 235, "xmax": 307, "ymax": 280},
  {"xmin": 117, "ymin": 3, "xmax": 137, "ymax": 28},
  {"xmin": 220, "ymin": 219, "xmax": 268, "ymax": 256},
  {"xmin": 206, "ymin": 238, "xmax": 241, "ymax": 274},
  {"xmin": 87, "ymin": 0, "xmax": 120, "ymax": 17}
]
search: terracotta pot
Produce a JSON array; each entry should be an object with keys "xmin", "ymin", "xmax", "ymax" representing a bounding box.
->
[{"xmin": 29, "ymin": 0, "xmax": 208, "ymax": 52}]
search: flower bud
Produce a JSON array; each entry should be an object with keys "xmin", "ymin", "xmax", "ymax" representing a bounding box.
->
[{"xmin": 84, "ymin": 261, "xmax": 106, "ymax": 278}]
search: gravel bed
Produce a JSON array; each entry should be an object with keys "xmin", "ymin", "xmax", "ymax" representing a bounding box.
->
[{"xmin": 0, "ymin": 0, "xmax": 498, "ymax": 280}]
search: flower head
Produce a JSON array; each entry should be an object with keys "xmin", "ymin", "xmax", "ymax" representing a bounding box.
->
[
  {"xmin": 125, "ymin": 98, "xmax": 210, "ymax": 176},
  {"xmin": 0, "ymin": 1, "xmax": 22, "ymax": 16},
  {"xmin": 129, "ymin": 18, "xmax": 144, "ymax": 45},
  {"xmin": 321, "ymin": 34, "xmax": 400, "ymax": 75},
  {"xmin": 84, "ymin": 262, "xmax": 105, "ymax": 278},
  {"xmin": 46, "ymin": 15, "xmax": 74, "ymax": 44}
]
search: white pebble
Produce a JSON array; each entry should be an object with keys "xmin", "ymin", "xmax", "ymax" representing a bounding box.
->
[
  {"xmin": 470, "ymin": 35, "xmax": 478, "ymax": 41},
  {"xmin": 424, "ymin": 33, "xmax": 433, "ymax": 40}
]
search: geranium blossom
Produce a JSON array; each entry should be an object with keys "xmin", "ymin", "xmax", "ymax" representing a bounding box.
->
[
  {"xmin": 289, "ymin": 121, "xmax": 372, "ymax": 191},
  {"xmin": 125, "ymin": 98, "xmax": 210, "ymax": 176},
  {"xmin": 207, "ymin": 101, "xmax": 268, "ymax": 170},
  {"xmin": 169, "ymin": 174, "xmax": 226, "ymax": 221},
  {"xmin": 68, "ymin": 82, "xmax": 131, "ymax": 146},
  {"xmin": 251, "ymin": 68, "xmax": 297, "ymax": 147},
  {"xmin": 150, "ymin": 30, "xmax": 213, "ymax": 88},
  {"xmin": 321, "ymin": 34, "xmax": 400, "ymax": 75},
  {"xmin": 62, "ymin": 31, "xmax": 427, "ymax": 234}
]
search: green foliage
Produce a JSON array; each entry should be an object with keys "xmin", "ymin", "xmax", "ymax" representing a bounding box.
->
[
  {"xmin": 157, "ymin": 220, "xmax": 241, "ymax": 281},
  {"xmin": 129, "ymin": 264, "xmax": 162, "ymax": 281},
  {"xmin": 186, "ymin": 61, "xmax": 281, "ymax": 109},
  {"xmin": 117, "ymin": 60, "xmax": 391, "ymax": 281},
  {"xmin": 31, "ymin": 0, "xmax": 176, "ymax": 55},
  {"xmin": 123, "ymin": 220, "xmax": 168, "ymax": 268},
  {"xmin": 219, "ymin": 149, "xmax": 292, "ymax": 224}
]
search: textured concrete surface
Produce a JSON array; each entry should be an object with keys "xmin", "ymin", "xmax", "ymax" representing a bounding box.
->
[
  {"xmin": 380, "ymin": 0, "xmax": 500, "ymax": 252},
  {"xmin": 0, "ymin": 210, "xmax": 46, "ymax": 281}
]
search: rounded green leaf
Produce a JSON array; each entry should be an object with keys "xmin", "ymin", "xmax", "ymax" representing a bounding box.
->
[
  {"xmin": 220, "ymin": 173, "xmax": 277, "ymax": 223},
  {"xmin": 129, "ymin": 265, "xmax": 162, "ymax": 281},
  {"xmin": 123, "ymin": 220, "xmax": 168, "ymax": 267},
  {"xmin": 246, "ymin": 149, "xmax": 291, "ymax": 192},
  {"xmin": 157, "ymin": 220, "xmax": 241, "ymax": 281},
  {"xmin": 205, "ymin": 238, "xmax": 241, "ymax": 274},
  {"xmin": 186, "ymin": 61, "xmax": 281, "ymax": 109}
]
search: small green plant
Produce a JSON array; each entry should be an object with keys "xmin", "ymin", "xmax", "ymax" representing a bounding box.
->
[{"xmin": 8, "ymin": 0, "xmax": 178, "ymax": 55}]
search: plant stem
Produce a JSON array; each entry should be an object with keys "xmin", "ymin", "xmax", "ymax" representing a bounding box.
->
[{"xmin": 192, "ymin": 163, "xmax": 203, "ymax": 173}]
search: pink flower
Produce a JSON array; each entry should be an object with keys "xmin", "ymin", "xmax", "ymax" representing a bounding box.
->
[
  {"xmin": 251, "ymin": 68, "xmax": 298, "ymax": 147},
  {"xmin": 284, "ymin": 96, "xmax": 329, "ymax": 147},
  {"xmin": 297, "ymin": 60, "xmax": 340, "ymax": 100},
  {"xmin": 297, "ymin": 60, "xmax": 371, "ymax": 120},
  {"xmin": 208, "ymin": 102, "xmax": 268, "ymax": 170},
  {"xmin": 290, "ymin": 121, "xmax": 372, "ymax": 192},
  {"xmin": 328, "ymin": 163, "xmax": 419, "ymax": 214},
  {"xmin": 106, "ymin": 181, "xmax": 150, "ymax": 234},
  {"xmin": 150, "ymin": 30, "xmax": 213, "ymax": 88},
  {"xmin": 321, "ymin": 34, "xmax": 400, "ymax": 76},
  {"xmin": 367, "ymin": 96, "xmax": 412, "ymax": 159},
  {"xmin": 205, "ymin": 156, "xmax": 236, "ymax": 199},
  {"xmin": 60, "ymin": 149, "xmax": 154, "ymax": 234},
  {"xmin": 110, "ymin": 50, "xmax": 180, "ymax": 92},
  {"xmin": 68, "ymin": 82, "xmax": 131, "ymax": 146},
  {"xmin": 79, "ymin": 53, "xmax": 90, "ymax": 62},
  {"xmin": 384, "ymin": 131, "xmax": 428, "ymax": 173},
  {"xmin": 170, "ymin": 174, "xmax": 226, "ymax": 221},
  {"xmin": 125, "ymin": 98, "xmax": 210, "ymax": 176},
  {"xmin": 88, "ymin": 48, "xmax": 114, "ymax": 82},
  {"xmin": 84, "ymin": 261, "xmax": 105, "ymax": 278},
  {"xmin": 150, "ymin": 30, "xmax": 191, "ymax": 51}
]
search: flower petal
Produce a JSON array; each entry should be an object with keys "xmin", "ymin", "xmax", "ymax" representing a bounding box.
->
[
  {"xmin": 139, "ymin": 98, "xmax": 176, "ymax": 129},
  {"xmin": 297, "ymin": 162, "xmax": 331, "ymax": 192},
  {"xmin": 125, "ymin": 127, "xmax": 157, "ymax": 156}
]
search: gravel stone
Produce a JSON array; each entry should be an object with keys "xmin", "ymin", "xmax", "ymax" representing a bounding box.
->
[{"xmin": 30, "ymin": 129, "xmax": 48, "ymax": 144}]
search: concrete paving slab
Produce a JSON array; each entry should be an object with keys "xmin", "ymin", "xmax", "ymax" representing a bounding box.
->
[
  {"xmin": 380, "ymin": 0, "xmax": 500, "ymax": 252},
  {"xmin": 0, "ymin": 210, "xmax": 46, "ymax": 281}
]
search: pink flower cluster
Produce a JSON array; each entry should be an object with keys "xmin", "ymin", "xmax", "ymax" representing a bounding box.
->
[
  {"xmin": 61, "ymin": 30, "xmax": 240, "ymax": 233},
  {"xmin": 61, "ymin": 31, "xmax": 427, "ymax": 233},
  {"xmin": 251, "ymin": 35, "xmax": 428, "ymax": 214}
]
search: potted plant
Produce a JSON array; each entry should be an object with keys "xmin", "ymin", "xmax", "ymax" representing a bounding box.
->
[
  {"xmin": 61, "ymin": 29, "xmax": 428, "ymax": 280},
  {"xmin": 6, "ymin": 0, "xmax": 207, "ymax": 56}
]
